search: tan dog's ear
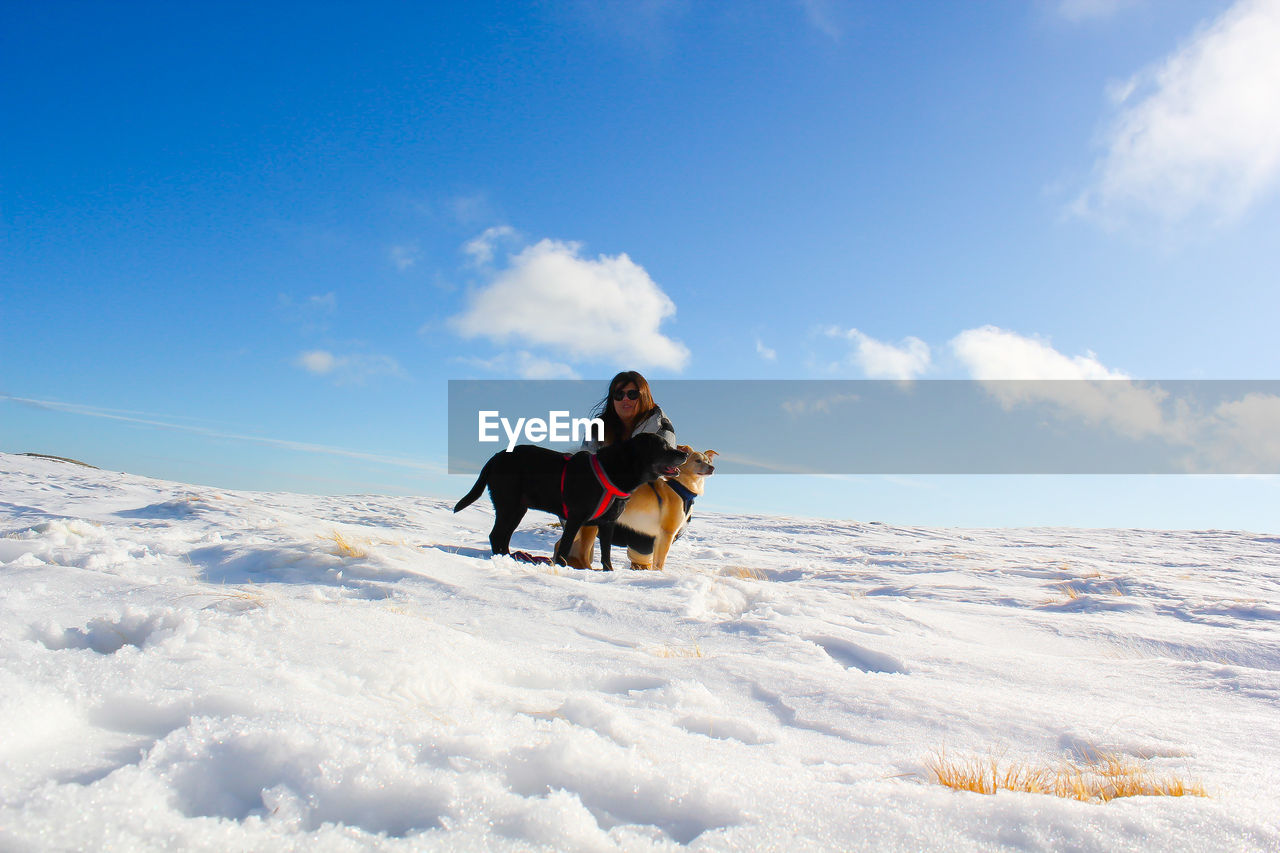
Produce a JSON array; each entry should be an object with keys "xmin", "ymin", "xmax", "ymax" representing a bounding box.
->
[
  {"xmin": 676, "ymin": 444, "xmax": 692, "ymax": 455},
  {"xmin": 704, "ymin": 450, "xmax": 719, "ymax": 460}
]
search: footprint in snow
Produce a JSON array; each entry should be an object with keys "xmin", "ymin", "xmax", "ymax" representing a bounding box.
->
[
  {"xmin": 806, "ymin": 635, "xmax": 907, "ymax": 674},
  {"xmin": 677, "ymin": 715, "xmax": 773, "ymax": 744},
  {"xmin": 33, "ymin": 609, "xmax": 192, "ymax": 655}
]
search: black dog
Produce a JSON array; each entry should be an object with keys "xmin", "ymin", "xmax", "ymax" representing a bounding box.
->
[{"xmin": 454, "ymin": 433, "xmax": 688, "ymax": 570}]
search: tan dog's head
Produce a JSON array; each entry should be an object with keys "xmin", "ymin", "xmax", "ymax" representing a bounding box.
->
[{"xmin": 671, "ymin": 446, "xmax": 717, "ymax": 491}]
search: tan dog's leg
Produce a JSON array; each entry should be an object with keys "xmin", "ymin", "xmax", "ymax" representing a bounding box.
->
[
  {"xmin": 627, "ymin": 546, "xmax": 653, "ymax": 571},
  {"xmin": 566, "ymin": 525, "xmax": 597, "ymax": 570},
  {"xmin": 652, "ymin": 531, "xmax": 676, "ymax": 571}
]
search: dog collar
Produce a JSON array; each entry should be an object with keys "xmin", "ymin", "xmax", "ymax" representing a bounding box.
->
[{"xmin": 665, "ymin": 478, "xmax": 697, "ymax": 516}]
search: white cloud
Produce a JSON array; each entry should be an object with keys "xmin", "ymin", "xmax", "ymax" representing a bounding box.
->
[
  {"xmin": 1075, "ymin": 0, "xmax": 1280, "ymax": 224},
  {"xmin": 950, "ymin": 326, "xmax": 1176, "ymax": 440},
  {"xmin": 463, "ymin": 226, "xmax": 518, "ymax": 267},
  {"xmin": 297, "ymin": 350, "xmax": 337, "ymax": 375},
  {"xmin": 1203, "ymin": 392, "xmax": 1280, "ymax": 471},
  {"xmin": 829, "ymin": 328, "xmax": 931, "ymax": 379},
  {"xmin": 798, "ymin": 321, "xmax": 1280, "ymax": 472},
  {"xmin": 513, "ymin": 352, "xmax": 579, "ymax": 380},
  {"xmin": 450, "ymin": 237, "xmax": 690, "ymax": 371},
  {"xmin": 295, "ymin": 350, "xmax": 407, "ymax": 385},
  {"xmin": 947, "ymin": 326, "xmax": 1280, "ymax": 468},
  {"xmin": 756, "ymin": 338, "xmax": 777, "ymax": 361},
  {"xmin": 951, "ymin": 325, "xmax": 1127, "ymax": 380}
]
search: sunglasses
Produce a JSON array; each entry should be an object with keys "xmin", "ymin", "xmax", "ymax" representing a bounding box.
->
[{"xmin": 612, "ymin": 389, "xmax": 641, "ymax": 401}]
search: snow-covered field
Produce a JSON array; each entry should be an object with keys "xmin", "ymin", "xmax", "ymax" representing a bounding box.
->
[{"xmin": 2, "ymin": 452, "xmax": 1278, "ymax": 852}]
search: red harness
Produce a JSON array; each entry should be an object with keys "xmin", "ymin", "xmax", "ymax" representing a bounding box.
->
[{"xmin": 561, "ymin": 453, "xmax": 631, "ymax": 521}]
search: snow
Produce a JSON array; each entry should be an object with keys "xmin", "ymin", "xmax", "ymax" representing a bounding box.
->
[{"xmin": 1, "ymin": 452, "xmax": 1278, "ymax": 851}]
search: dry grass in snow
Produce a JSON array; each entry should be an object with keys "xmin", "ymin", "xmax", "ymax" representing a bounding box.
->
[{"xmin": 926, "ymin": 749, "xmax": 1207, "ymax": 803}]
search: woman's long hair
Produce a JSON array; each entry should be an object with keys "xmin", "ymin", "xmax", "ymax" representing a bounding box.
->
[{"xmin": 591, "ymin": 370, "xmax": 657, "ymax": 446}]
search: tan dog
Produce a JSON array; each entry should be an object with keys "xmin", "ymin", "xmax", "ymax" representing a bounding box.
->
[{"xmin": 568, "ymin": 446, "xmax": 717, "ymax": 570}]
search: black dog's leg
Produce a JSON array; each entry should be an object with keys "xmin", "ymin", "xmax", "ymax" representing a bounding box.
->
[
  {"xmin": 554, "ymin": 516, "xmax": 585, "ymax": 567},
  {"xmin": 489, "ymin": 504, "xmax": 527, "ymax": 555},
  {"xmin": 596, "ymin": 523, "xmax": 615, "ymax": 572}
]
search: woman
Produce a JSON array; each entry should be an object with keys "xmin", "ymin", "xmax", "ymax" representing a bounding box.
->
[
  {"xmin": 571, "ymin": 370, "xmax": 677, "ymax": 569},
  {"xmin": 581, "ymin": 370, "xmax": 676, "ymax": 453}
]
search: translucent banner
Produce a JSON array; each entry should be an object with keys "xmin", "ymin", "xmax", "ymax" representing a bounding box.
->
[{"xmin": 447, "ymin": 380, "xmax": 1280, "ymax": 475}]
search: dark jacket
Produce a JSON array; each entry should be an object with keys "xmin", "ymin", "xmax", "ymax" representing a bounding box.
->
[{"xmin": 581, "ymin": 405, "xmax": 676, "ymax": 453}]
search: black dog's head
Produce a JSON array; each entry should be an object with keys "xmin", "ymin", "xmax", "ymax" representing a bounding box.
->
[
  {"xmin": 625, "ymin": 433, "xmax": 689, "ymax": 483},
  {"xmin": 598, "ymin": 433, "xmax": 688, "ymax": 488}
]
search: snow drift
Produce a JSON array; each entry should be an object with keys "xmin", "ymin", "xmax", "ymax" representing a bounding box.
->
[{"xmin": 1, "ymin": 453, "xmax": 1277, "ymax": 851}]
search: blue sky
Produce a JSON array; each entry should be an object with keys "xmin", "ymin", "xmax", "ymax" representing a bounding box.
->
[{"xmin": 3, "ymin": 0, "xmax": 1280, "ymax": 530}]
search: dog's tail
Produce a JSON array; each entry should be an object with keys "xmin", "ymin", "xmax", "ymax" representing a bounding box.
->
[{"xmin": 453, "ymin": 457, "xmax": 493, "ymax": 513}]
